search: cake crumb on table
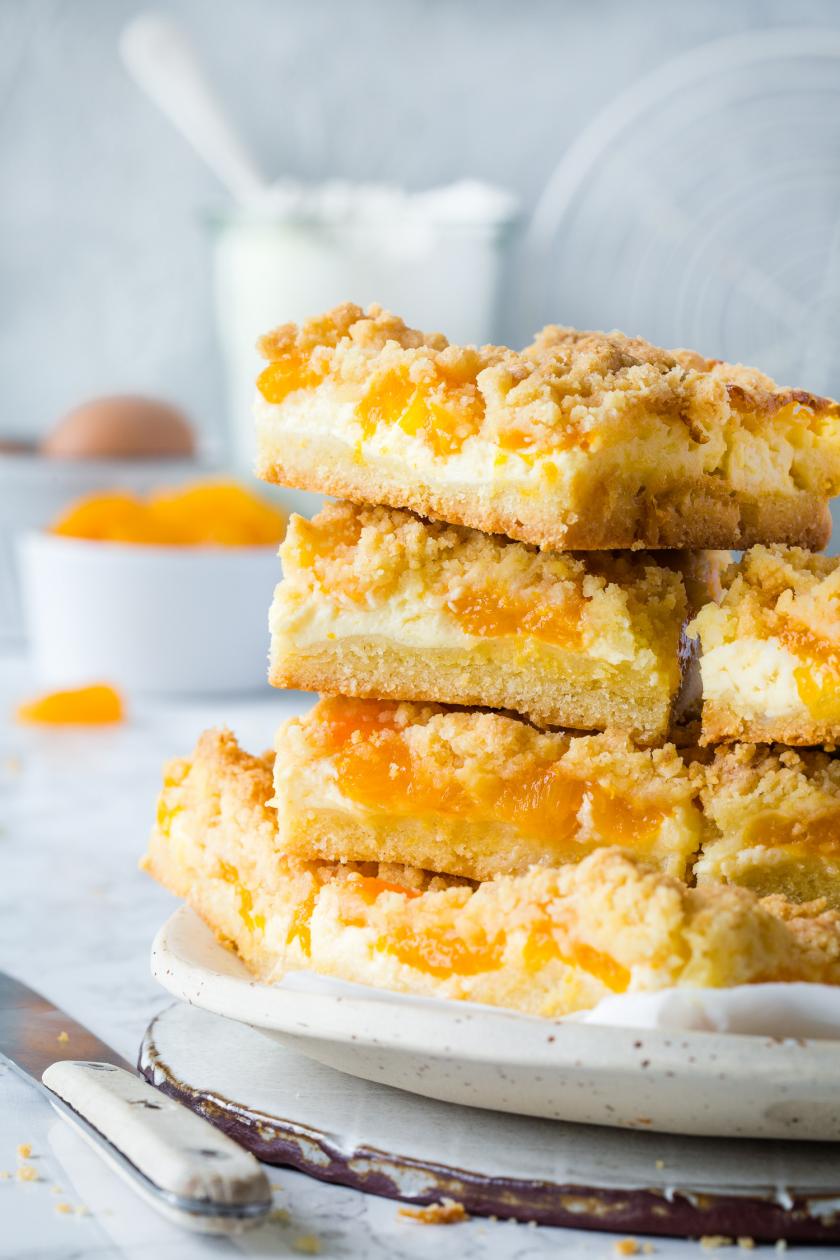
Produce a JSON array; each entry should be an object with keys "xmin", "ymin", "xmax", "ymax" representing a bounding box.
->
[
  {"xmin": 737, "ymin": 1240, "xmax": 755, "ymax": 1251},
  {"xmin": 700, "ymin": 1238, "xmax": 733, "ymax": 1250},
  {"xmin": 16, "ymin": 1144, "xmax": 32, "ymax": 1159},
  {"xmin": 55, "ymin": 1203, "xmax": 73, "ymax": 1215},
  {"xmin": 57, "ymin": 1031, "xmax": 69, "ymax": 1044},
  {"xmin": 614, "ymin": 1239, "xmax": 639, "ymax": 1256},
  {"xmin": 269, "ymin": 1207, "xmax": 290, "ymax": 1224},
  {"xmin": 399, "ymin": 1197, "xmax": 469, "ymax": 1224},
  {"xmin": 291, "ymin": 1235, "xmax": 321, "ymax": 1255},
  {"xmin": 775, "ymin": 1243, "xmax": 787, "ymax": 1254},
  {"xmin": 16, "ymin": 1164, "xmax": 39, "ymax": 1183}
]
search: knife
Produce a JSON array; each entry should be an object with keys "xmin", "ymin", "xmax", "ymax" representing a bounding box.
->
[{"xmin": 0, "ymin": 971, "xmax": 272, "ymax": 1233}]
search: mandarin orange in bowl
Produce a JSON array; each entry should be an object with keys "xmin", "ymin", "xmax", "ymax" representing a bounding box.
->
[{"xmin": 18, "ymin": 480, "xmax": 287, "ymax": 694}]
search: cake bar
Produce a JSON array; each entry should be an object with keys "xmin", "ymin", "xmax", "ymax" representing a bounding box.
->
[
  {"xmin": 691, "ymin": 546, "xmax": 840, "ymax": 746},
  {"xmin": 695, "ymin": 742, "xmax": 840, "ymax": 908},
  {"xmin": 254, "ymin": 303, "xmax": 840, "ymax": 552},
  {"xmin": 143, "ymin": 729, "xmax": 840, "ymax": 1020},
  {"xmin": 271, "ymin": 696, "xmax": 703, "ymax": 881},
  {"xmin": 270, "ymin": 502, "xmax": 717, "ymax": 740}
]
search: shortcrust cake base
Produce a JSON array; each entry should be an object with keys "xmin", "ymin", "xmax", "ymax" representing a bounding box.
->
[
  {"xmin": 269, "ymin": 640, "xmax": 673, "ymax": 743},
  {"xmin": 274, "ymin": 803, "xmax": 693, "ymax": 884},
  {"xmin": 143, "ymin": 729, "xmax": 840, "ymax": 1019},
  {"xmin": 255, "ymin": 433, "xmax": 831, "ymax": 552},
  {"xmin": 700, "ymin": 701, "xmax": 840, "ymax": 749}
]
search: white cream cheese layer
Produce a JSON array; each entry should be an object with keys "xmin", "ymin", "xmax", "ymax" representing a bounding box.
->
[
  {"xmin": 255, "ymin": 388, "xmax": 572, "ymax": 493},
  {"xmin": 271, "ymin": 589, "xmax": 473, "ymax": 651},
  {"xmin": 270, "ymin": 582, "xmax": 645, "ymax": 667},
  {"xmin": 273, "ymin": 754, "xmax": 350, "ymax": 815},
  {"xmin": 255, "ymin": 385, "xmax": 805, "ymax": 501},
  {"xmin": 700, "ymin": 638, "xmax": 805, "ymax": 719}
]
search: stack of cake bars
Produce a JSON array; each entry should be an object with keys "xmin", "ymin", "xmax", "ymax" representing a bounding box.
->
[{"xmin": 145, "ymin": 304, "xmax": 840, "ymax": 1018}]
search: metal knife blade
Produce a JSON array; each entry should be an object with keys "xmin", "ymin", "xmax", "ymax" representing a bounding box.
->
[{"xmin": 0, "ymin": 971, "xmax": 132, "ymax": 1079}]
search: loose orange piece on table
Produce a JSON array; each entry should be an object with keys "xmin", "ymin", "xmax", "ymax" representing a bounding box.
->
[{"xmin": 16, "ymin": 684, "xmax": 124, "ymax": 726}]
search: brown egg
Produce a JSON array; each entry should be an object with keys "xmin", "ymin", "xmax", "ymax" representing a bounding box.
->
[{"xmin": 41, "ymin": 395, "xmax": 196, "ymax": 460}]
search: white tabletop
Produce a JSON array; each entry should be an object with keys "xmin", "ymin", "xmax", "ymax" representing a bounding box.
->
[{"xmin": 0, "ymin": 652, "xmax": 831, "ymax": 1259}]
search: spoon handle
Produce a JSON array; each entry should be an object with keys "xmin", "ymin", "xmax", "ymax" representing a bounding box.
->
[{"xmin": 120, "ymin": 13, "xmax": 266, "ymax": 206}]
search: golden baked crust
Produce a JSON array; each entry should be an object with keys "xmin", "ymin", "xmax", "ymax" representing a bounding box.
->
[
  {"xmin": 270, "ymin": 502, "xmax": 709, "ymax": 740},
  {"xmin": 694, "ymin": 743, "xmax": 840, "ymax": 907},
  {"xmin": 254, "ymin": 304, "xmax": 840, "ymax": 551},
  {"xmin": 690, "ymin": 546, "xmax": 840, "ymax": 746},
  {"xmin": 272, "ymin": 696, "xmax": 702, "ymax": 881},
  {"xmin": 143, "ymin": 728, "xmax": 840, "ymax": 1018}
]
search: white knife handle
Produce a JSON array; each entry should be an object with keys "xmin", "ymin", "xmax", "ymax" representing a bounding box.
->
[{"xmin": 42, "ymin": 1061, "xmax": 271, "ymax": 1234}]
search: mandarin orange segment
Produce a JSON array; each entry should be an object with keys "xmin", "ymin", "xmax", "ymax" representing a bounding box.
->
[
  {"xmin": 780, "ymin": 621, "xmax": 840, "ymax": 720},
  {"xmin": 256, "ymin": 351, "xmax": 323, "ymax": 404},
  {"xmin": 16, "ymin": 683, "xmax": 124, "ymax": 726},
  {"xmin": 51, "ymin": 494, "xmax": 170, "ymax": 545},
  {"xmin": 317, "ymin": 696, "xmax": 401, "ymax": 753},
  {"xmin": 493, "ymin": 764, "xmax": 584, "ymax": 840},
  {"xmin": 215, "ymin": 862, "xmax": 266, "ymax": 935},
  {"xmin": 450, "ymin": 587, "xmax": 585, "ymax": 649},
  {"xmin": 377, "ymin": 926, "xmax": 505, "ymax": 978},
  {"xmin": 781, "ymin": 621, "xmax": 840, "ymax": 670},
  {"xmin": 355, "ymin": 367, "xmax": 484, "ymax": 456},
  {"xmin": 354, "ymin": 876, "xmax": 422, "ymax": 905},
  {"xmin": 295, "ymin": 510, "xmax": 363, "ymax": 568},
  {"xmin": 793, "ymin": 666, "xmax": 840, "ymax": 722},
  {"xmin": 572, "ymin": 943, "xmax": 630, "ymax": 993},
  {"xmin": 356, "ymin": 369, "xmax": 416, "ymax": 439},
  {"xmin": 522, "ymin": 923, "xmax": 629, "ymax": 991},
  {"xmin": 148, "ymin": 481, "xmax": 287, "ymax": 546},
  {"xmin": 522, "ymin": 921, "xmax": 559, "ymax": 972},
  {"xmin": 49, "ymin": 480, "xmax": 286, "ymax": 547},
  {"xmin": 743, "ymin": 810, "xmax": 840, "ymax": 857},
  {"xmin": 286, "ymin": 890, "xmax": 317, "ymax": 956},
  {"xmin": 328, "ymin": 716, "xmax": 664, "ymax": 851},
  {"xmin": 587, "ymin": 786, "xmax": 665, "ymax": 846}
]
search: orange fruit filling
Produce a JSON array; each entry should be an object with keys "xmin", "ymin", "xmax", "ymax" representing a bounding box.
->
[
  {"xmin": 522, "ymin": 921, "xmax": 629, "ymax": 990},
  {"xmin": 450, "ymin": 586, "xmax": 585, "ymax": 650},
  {"xmin": 743, "ymin": 810, "xmax": 840, "ymax": 857},
  {"xmin": 354, "ymin": 876, "xmax": 422, "ymax": 905},
  {"xmin": 319, "ymin": 699, "xmax": 665, "ymax": 851},
  {"xmin": 256, "ymin": 349, "xmax": 327, "ymax": 404},
  {"xmin": 376, "ymin": 927, "xmax": 505, "ymax": 978},
  {"xmin": 51, "ymin": 480, "xmax": 287, "ymax": 547},
  {"xmin": 217, "ymin": 861, "xmax": 265, "ymax": 934},
  {"xmin": 779, "ymin": 621, "xmax": 840, "ymax": 722},
  {"xmin": 16, "ymin": 683, "xmax": 124, "ymax": 726},
  {"xmin": 286, "ymin": 890, "xmax": 317, "ymax": 956},
  {"xmin": 355, "ymin": 366, "xmax": 485, "ymax": 458}
]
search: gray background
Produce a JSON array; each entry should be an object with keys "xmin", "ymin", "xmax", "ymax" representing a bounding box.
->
[{"xmin": 2, "ymin": 0, "xmax": 839, "ymax": 453}]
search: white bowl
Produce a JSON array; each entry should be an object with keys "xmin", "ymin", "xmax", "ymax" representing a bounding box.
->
[
  {"xmin": 17, "ymin": 531, "xmax": 280, "ymax": 694},
  {"xmin": 0, "ymin": 453, "xmax": 200, "ymax": 645}
]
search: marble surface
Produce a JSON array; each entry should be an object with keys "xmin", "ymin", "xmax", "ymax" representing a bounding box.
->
[{"xmin": 0, "ymin": 651, "xmax": 833, "ymax": 1259}]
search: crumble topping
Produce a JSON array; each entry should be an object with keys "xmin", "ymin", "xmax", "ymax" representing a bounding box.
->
[{"xmin": 257, "ymin": 304, "xmax": 840, "ymax": 476}]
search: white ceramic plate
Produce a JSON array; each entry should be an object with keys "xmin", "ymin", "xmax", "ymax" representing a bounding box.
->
[{"xmin": 152, "ymin": 907, "xmax": 840, "ymax": 1141}]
